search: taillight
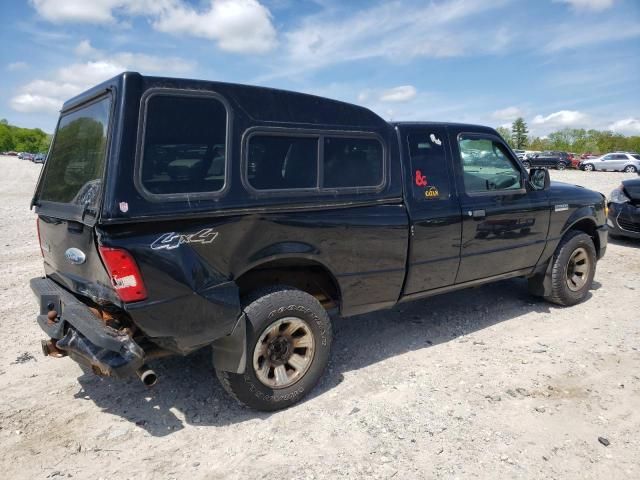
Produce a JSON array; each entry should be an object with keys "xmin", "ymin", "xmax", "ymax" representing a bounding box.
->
[
  {"xmin": 98, "ymin": 246, "xmax": 147, "ymax": 302},
  {"xmin": 36, "ymin": 217, "xmax": 44, "ymax": 257}
]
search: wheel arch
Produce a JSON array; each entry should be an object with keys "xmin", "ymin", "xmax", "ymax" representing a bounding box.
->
[
  {"xmin": 565, "ymin": 217, "xmax": 600, "ymax": 257},
  {"xmin": 234, "ymin": 255, "xmax": 342, "ymax": 313}
]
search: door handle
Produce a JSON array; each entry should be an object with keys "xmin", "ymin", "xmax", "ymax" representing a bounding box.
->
[{"xmin": 468, "ymin": 209, "xmax": 486, "ymax": 219}]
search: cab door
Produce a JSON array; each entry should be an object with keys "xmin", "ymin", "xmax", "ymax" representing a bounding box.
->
[
  {"xmin": 400, "ymin": 125, "xmax": 462, "ymax": 295},
  {"xmin": 450, "ymin": 130, "xmax": 550, "ymax": 283}
]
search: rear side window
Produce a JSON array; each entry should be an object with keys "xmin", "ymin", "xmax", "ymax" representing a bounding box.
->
[
  {"xmin": 247, "ymin": 135, "xmax": 318, "ymax": 190},
  {"xmin": 323, "ymin": 137, "xmax": 383, "ymax": 188},
  {"xmin": 38, "ymin": 95, "xmax": 111, "ymax": 207},
  {"xmin": 245, "ymin": 132, "xmax": 384, "ymax": 192},
  {"xmin": 139, "ymin": 93, "xmax": 227, "ymax": 196},
  {"xmin": 406, "ymin": 130, "xmax": 450, "ymax": 200}
]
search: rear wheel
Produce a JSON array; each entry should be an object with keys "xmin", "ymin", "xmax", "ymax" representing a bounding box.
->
[
  {"xmin": 216, "ymin": 286, "xmax": 332, "ymax": 411},
  {"xmin": 546, "ymin": 231, "xmax": 596, "ymax": 306},
  {"xmin": 624, "ymin": 165, "xmax": 637, "ymax": 173},
  {"xmin": 583, "ymin": 163, "xmax": 594, "ymax": 171}
]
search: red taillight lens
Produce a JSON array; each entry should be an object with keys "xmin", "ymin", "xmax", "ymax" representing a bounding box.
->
[{"xmin": 98, "ymin": 247, "xmax": 147, "ymax": 302}]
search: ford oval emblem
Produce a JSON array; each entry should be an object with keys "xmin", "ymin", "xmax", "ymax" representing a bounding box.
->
[{"xmin": 65, "ymin": 248, "xmax": 86, "ymax": 265}]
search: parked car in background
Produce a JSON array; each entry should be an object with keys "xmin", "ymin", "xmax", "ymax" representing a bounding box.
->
[
  {"xmin": 569, "ymin": 154, "xmax": 581, "ymax": 169},
  {"xmin": 581, "ymin": 153, "xmax": 640, "ymax": 172},
  {"xmin": 522, "ymin": 151, "xmax": 570, "ymax": 170},
  {"xmin": 33, "ymin": 153, "xmax": 46, "ymax": 164},
  {"xmin": 607, "ymin": 174, "xmax": 640, "ymax": 239},
  {"xmin": 513, "ymin": 149, "xmax": 526, "ymax": 159}
]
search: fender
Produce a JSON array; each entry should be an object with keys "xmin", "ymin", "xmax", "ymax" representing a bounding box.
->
[{"xmin": 536, "ymin": 204, "xmax": 601, "ymax": 270}]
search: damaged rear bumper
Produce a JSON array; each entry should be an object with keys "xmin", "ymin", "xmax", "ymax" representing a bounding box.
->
[{"xmin": 30, "ymin": 277, "xmax": 145, "ymax": 378}]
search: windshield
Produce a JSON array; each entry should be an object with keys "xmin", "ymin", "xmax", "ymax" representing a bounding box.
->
[{"xmin": 38, "ymin": 95, "xmax": 111, "ymax": 208}]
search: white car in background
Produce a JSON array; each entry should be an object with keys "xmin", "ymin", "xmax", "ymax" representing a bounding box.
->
[{"xmin": 581, "ymin": 152, "xmax": 640, "ymax": 173}]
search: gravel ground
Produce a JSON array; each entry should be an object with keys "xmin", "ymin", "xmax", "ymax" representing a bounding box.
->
[{"xmin": 0, "ymin": 156, "xmax": 638, "ymax": 479}]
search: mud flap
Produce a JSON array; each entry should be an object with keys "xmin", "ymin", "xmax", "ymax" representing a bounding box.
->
[
  {"xmin": 211, "ymin": 313, "xmax": 247, "ymax": 374},
  {"xmin": 527, "ymin": 258, "xmax": 553, "ymax": 297}
]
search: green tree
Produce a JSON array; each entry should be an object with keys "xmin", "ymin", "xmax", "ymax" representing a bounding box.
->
[
  {"xmin": 495, "ymin": 126, "xmax": 514, "ymax": 148},
  {"xmin": 511, "ymin": 117, "xmax": 529, "ymax": 149}
]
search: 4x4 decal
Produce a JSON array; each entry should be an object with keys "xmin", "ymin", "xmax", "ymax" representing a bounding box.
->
[{"xmin": 151, "ymin": 228, "xmax": 219, "ymax": 250}]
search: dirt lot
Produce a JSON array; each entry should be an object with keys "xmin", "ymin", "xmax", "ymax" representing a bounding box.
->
[{"xmin": 0, "ymin": 156, "xmax": 638, "ymax": 479}]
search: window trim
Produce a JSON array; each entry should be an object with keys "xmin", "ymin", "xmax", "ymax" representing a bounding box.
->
[
  {"xmin": 240, "ymin": 126, "xmax": 387, "ymax": 197},
  {"xmin": 134, "ymin": 88, "xmax": 233, "ymax": 203},
  {"xmin": 456, "ymin": 132, "xmax": 527, "ymax": 197}
]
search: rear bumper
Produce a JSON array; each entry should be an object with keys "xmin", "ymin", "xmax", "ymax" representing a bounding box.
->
[{"xmin": 30, "ymin": 277, "xmax": 145, "ymax": 378}]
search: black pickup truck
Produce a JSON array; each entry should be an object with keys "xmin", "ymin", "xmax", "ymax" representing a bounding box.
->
[{"xmin": 30, "ymin": 73, "xmax": 607, "ymax": 410}]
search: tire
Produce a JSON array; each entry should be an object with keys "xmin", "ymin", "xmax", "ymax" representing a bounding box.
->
[
  {"xmin": 545, "ymin": 230, "xmax": 597, "ymax": 306},
  {"xmin": 522, "ymin": 161, "xmax": 531, "ymax": 169},
  {"xmin": 583, "ymin": 163, "xmax": 594, "ymax": 171},
  {"xmin": 216, "ymin": 286, "xmax": 332, "ymax": 411},
  {"xmin": 556, "ymin": 162, "xmax": 566, "ymax": 170},
  {"xmin": 624, "ymin": 165, "xmax": 637, "ymax": 173}
]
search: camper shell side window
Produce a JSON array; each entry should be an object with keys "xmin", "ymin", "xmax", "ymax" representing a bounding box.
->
[{"xmin": 134, "ymin": 88, "xmax": 232, "ymax": 202}]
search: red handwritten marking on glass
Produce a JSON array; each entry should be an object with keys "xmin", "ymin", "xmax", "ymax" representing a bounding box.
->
[{"xmin": 415, "ymin": 170, "xmax": 428, "ymax": 187}]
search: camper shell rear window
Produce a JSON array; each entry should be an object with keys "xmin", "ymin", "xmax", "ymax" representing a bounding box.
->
[{"xmin": 37, "ymin": 94, "xmax": 112, "ymax": 209}]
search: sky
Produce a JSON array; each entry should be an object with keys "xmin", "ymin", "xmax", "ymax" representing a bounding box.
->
[{"xmin": 0, "ymin": 0, "xmax": 638, "ymax": 137}]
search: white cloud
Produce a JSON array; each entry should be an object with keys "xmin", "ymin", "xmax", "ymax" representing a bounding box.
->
[
  {"xmin": 379, "ymin": 86, "xmax": 417, "ymax": 103},
  {"xmin": 7, "ymin": 62, "xmax": 29, "ymax": 71},
  {"xmin": 608, "ymin": 118, "xmax": 640, "ymax": 135},
  {"xmin": 532, "ymin": 110, "xmax": 588, "ymax": 127},
  {"xmin": 153, "ymin": 0, "xmax": 277, "ymax": 53},
  {"xmin": 30, "ymin": 0, "xmax": 121, "ymax": 23},
  {"xmin": 30, "ymin": 0, "xmax": 277, "ymax": 54},
  {"xmin": 275, "ymin": 0, "xmax": 511, "ymax": 77},
  {"xmin": 555, "ymin": 0, "xmax": 615, "ymax": 12},
  {"xmin": 544, "ymin": 20, "xmax": 640, "ymax": 52},
  {"xmin": 10, "ymin": 94, "xmax": 63, "ymax": 113},
  {"xmin": 75, "ymin": 39, "xmax": 98, "ymax": 56},
  {"xmin": 10, "ymin": 42, "xmax": 195, "ymax": 114},
  {"xmin": 491, "ymin": 106, "xmax": 523, "ymax": 121}
]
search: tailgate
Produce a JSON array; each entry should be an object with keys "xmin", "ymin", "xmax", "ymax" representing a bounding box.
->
[{"xmin": 38, "ymin": 216, "xmax": 118, "ymax": 304}]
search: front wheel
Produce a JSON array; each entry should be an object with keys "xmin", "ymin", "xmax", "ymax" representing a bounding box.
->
[
  {"xmin": 216, "ymin": 286, "xmax": 332, "ymax": 411},
  {"xmin": 624, "ymin": 165, "xmax": 637, "ymax": 173},
  {"xmin": 583, "ymin": 163, "xmax": 594, "ymax": 171},
  {"xmin": 522, "ymin": 161, "xmax": 531, "ymax": 169},
  {"xmin": 546, "ymin": 231, "xmax": 597, "ymax": 306},
  {"xmin": 556, "ymin": 162, "xmax": 566, "ymax": 170}
]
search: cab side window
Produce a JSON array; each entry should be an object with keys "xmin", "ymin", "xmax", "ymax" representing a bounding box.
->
[
  {"xmin": 406, "ymin": 131, "xmax": 450, "ymax": 200},
  {"xmin": 458, "ymin": 136, "xmax": 522, "ymax": 194}
]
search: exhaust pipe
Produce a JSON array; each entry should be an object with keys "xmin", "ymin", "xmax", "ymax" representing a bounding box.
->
[
  {"xmin": 41, "ymin": 339, "xmax": 67, "ymax": 358},
  {"xmin": 137, "ymin": 365, "xmax": 158, "ymax": 387}
]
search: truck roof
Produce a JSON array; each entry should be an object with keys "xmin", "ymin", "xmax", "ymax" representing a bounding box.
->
[
  {"xmin": 62, "ymin": 72, "xmax": 388, "ymax": 129},
  {"xmin": 391, "ymin": 121, "xmax": 496, "ymax": 132}
]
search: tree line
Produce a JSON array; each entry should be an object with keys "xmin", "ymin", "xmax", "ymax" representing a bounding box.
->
[
  {"xmin": 0, "ymin": 119, "xmax": 51, "ymax": 153},
  {"xmin": 495, "ymin": 118, "xmax": 640, "ymax": 154}
]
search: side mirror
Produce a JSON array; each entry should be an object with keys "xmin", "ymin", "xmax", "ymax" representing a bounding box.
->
[{"xmin": 529, "ymin": 168, "xmax": 550, "ymax": 191}]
